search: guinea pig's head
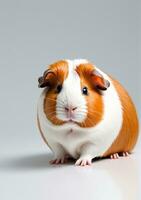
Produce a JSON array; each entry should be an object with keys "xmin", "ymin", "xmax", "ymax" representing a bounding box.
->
[{"xmin": 38, "ymin": 60, "xmax": 110, "ymax": 127}]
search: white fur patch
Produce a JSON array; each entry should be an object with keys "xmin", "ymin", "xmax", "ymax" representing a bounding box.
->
[
  {"xmin": 37, "ymin": 60, "xmax": 123, "ymax": 159},
  {"xmin": 56, "ymin": 59, "xmax": 87, "ymax": 122}
]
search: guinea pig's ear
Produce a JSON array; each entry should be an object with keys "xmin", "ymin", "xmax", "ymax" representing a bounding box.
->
[
  {"xmin": 38, "ymin": 70, "xmax": 56, "ymax": 88},
  {"xmin": 91, "ymin": 69, "xmax": 110, "ymax": 90}
]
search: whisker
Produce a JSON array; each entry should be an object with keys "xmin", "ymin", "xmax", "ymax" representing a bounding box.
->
[
  {"xmin": 87, "ymin": 116, "xmax": 95, "ymax": 126},
  {"xmin": 82, "ymin": 120, "xmax": 87, "ymax": 128},
  {"xmin": 45, "ymin": 97, "xmax": 65, "ymax": 106},
  {"xmin": 47, "ymin": 110, "xmax": 65, "ymax": 116},
  {"xmin": 47, "ymin": 105, "xmax": 64, "ymax": 110},
  {"xmin": 46, "ymin": 111, "xmax": 56, "ymax": 116},
  {"xmin": 45, "ymin": 105, "xmax": 65, "ymax": 111},
  {"xmin": 79, "ymin": 110, "xmax": 102, "ymax": 116}
]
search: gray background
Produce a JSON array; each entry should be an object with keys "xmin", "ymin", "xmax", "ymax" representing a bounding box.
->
[
  {"xmin": 0, "ymin": 1, "xmax": 140, "ymax": 200},
  {"xmin": 0, "ymin": 0, "xmax": 140, "ymax": 140}
]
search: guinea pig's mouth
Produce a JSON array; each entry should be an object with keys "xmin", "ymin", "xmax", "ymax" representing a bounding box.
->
[
  {"xmin": 56, "ymin": 106, "xmax": 87, "ymax": 124},
  {"xmin": 64, "ymin": 118, "xmax": 81, "ymax": 125},
  {"xmin": 66, "ymin": 119, "xmax": 77, "ymax": 123}
]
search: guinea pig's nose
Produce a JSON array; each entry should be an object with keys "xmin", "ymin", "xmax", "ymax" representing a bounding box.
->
[{"xmin": 65, "ymin": 106, "xmax": 77, "ymax": 112}]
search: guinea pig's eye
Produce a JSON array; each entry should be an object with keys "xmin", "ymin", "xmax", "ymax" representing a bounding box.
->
[
  {"xmin": 56, "ymin": 84, "xmax": 62, "ymax": 93},
  {"xmin": 82, "ymin": 87, "xmax": 88, "ymax": 95}
]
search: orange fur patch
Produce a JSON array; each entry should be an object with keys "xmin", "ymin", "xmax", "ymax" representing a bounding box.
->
[
  {"xmin": 103, "ymin": 78, "xmax": 139, "ymax": 157},
  {"xmin": 76, "ymin": 63, "xmax": 104, "ymax": 128},
  {"xmin": 43, "ymin": 60, "xmax": 68, "ymax": 125}
]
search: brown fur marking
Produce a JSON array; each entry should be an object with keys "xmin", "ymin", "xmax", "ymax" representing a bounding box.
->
[
  {"xmin": 76, "ymin": 63, "xmax": 104, "ymax": 128},
  {"xmin": 103, "ymin": 78, "xmax": 139, "ymax": 157},
  {"xmin": 43, "ymin": 60, "xmax": 68, "ymax": 125}
]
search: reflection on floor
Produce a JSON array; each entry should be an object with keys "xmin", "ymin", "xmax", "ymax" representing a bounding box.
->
[{"xmin": 0, "ymin": 141, "xmax": 141, "ymax": 200}]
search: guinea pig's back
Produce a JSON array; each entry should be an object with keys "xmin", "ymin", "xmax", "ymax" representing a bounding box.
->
[{"xmin": 103, "ymin": 77, "xmax": 139, "ymax": 157}]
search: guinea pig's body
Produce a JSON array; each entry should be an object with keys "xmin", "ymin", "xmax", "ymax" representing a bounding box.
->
[{"xmin": 37, "ymin": 59, "xmax": 139, "ymax": 166}]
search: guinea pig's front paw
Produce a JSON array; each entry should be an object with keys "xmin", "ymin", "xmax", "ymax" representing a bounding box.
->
[
  {"xmin": 50, "ymin": 157, "xmax": 67, "ymax": 164},
  {"xmin": 75, "ymin": 157, "xmax": 92, "ymax": 166},
  {"xmin": 49, "ymin": 155, "xmax": 69, "ymax": 165}
]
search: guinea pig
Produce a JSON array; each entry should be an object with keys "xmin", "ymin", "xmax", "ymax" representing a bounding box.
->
[{"xmin": 37, "ymin": 59, "xmax": 139, "ymax": 166}]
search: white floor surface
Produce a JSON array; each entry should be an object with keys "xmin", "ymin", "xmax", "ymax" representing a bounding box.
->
[{"xmin": 0, "ymin": 135, "xmax": 141, "ymax": 200}]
